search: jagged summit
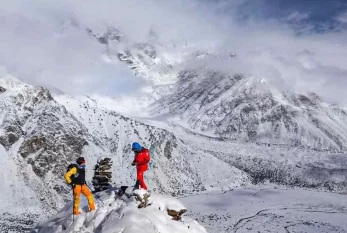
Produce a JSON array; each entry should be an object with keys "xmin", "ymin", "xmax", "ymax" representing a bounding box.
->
[{"xmin": 0, "ymin": 75, "xmax": 30, "ymax": 93}]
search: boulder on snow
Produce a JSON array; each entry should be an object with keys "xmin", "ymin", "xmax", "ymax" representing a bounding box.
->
[
  {"xmin": 167, "ymin": 208, "xmax": 187, "ymax": 221},
  {"xmin": 0, "ymin": 86, "xmax": 6, "ymax": 93}
]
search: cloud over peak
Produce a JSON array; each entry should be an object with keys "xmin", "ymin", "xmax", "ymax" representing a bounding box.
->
[{"xmin": 0, "ymin": 0, "xmax": 346, "ymax": 105}]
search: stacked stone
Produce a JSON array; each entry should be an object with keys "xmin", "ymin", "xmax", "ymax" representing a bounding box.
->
[{"xmin": 92, "ymin": 157, "xmax": 113, "ymax": 192}]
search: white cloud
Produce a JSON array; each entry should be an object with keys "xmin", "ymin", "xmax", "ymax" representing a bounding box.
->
[
  {"xmin": 0, "ymin": 0, "xmax": 221, "ymax": 96},
  {"xmin": 0, "ymin": 0, "xmax": 346, "ymax": 105},
  {"xmin": 336, "ymin": 11, "xmax": 347, "ymax": 23},
  {"xmin": 287, "ymin": 11, "xmax": 310, "ymax": 22}
]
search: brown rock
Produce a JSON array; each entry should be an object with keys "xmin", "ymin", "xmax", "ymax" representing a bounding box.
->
[{"xmin": 167, "ymin": 208, "xmax": 187, "ymax": 221}]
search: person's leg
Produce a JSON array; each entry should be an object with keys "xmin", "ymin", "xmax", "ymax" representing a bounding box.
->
[
  {"xmin": 137, "ymin": 168, "xmax": 147, "ymax": 190},
  {"xmin": 81, "ymin": 184, "xmax": 95, "ymax": 211},
  {"xmin": 73, "ymin": 185, "xmax": 82, "ymax": 215},
  {"xmin": 133, "ymin": 179, "xmax": 140, "ymax": 190}
]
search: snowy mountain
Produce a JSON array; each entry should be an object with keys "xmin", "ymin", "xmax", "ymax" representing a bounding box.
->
[
  {"xmin": 0, "ymin": 76, "xmax": 248, "ymax": 232},
  {"xmin": 86, "ymin": 26, "xmax": 347, "ymax": 153},
  {"xmin": 1, "ymin": 2, "xmax": 347, "ymax": 233},
  {"xmin": 2, "ymin": 70, "xmax": 347, "ymax": 233},
  {"xmin": 2, "ymin": 36, "xmax": 347, "ymax": 231},
  {"xmin": 152, "ymin": 68, "xmax": 347, "ymax": 152}
]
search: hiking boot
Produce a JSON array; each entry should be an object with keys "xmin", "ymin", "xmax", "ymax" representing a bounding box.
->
[
  {"xmin": 73, "ymin": 210, "xmax": 82, "ymax": 215},
  {"xmin": 89, "ymin": 204, "xmax": 96, "ymax": 211}
]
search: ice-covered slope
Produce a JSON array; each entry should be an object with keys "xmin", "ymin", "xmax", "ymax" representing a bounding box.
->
[
  {"xmin": 153, "ymin": 69, "xmax": 347, "ymax": 152},
  {"xmin": 31, "ymin": 189, "xmax": 207, "ymax": 233}
]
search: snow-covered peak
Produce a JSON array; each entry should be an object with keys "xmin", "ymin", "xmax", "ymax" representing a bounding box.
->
[
  {"xmin": 152, "ymin": 68, "xmax": 347, "ymax": 152},
  {"xmin": 0, "ymin": 75, "xmax": 31, "ymax": 94},
  {"xmin": 31, "ymin": 189, "xmax": 207, "ymax": 233}
]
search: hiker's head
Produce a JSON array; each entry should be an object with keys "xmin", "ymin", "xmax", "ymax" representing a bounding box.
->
[
  {"xmin": 76, "ymin": 157, "xmax": 86, "ymax": 168},
  {"xmin": 131, "ymin": 142, "xmax": 142, "ymax": 153}
]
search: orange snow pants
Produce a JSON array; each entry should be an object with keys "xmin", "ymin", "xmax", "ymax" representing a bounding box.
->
[{"xmin": 73, "ymin": 184, "xmax": 95, "ymax": 215}]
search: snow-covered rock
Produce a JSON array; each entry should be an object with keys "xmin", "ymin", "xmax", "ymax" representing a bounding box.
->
[{"xmin": 30, "ymin": 189, "xmax": 207, "ymax": 233}]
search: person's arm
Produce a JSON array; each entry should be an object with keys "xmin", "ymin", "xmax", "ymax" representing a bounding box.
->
[
  {"xmin": 131, "ymin": 155, "xmax": 137, "ymax": 166},
  {"xmin": 64, "ymin": 167, "xmax": 77, "ymax": 184}
]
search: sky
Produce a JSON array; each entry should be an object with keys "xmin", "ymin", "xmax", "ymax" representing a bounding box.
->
[{"xmin": 0, "ymin": 0, "xmax": 346, "ymax": 104}]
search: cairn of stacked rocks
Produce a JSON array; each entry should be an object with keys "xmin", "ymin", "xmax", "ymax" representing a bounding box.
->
[{"xmin": 92, "ymin": 157, "xmax": 113, "ymax": 192}]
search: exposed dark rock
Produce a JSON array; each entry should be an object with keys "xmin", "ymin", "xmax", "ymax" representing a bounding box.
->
[
  {"xmin": 0, "ymin": 132, "xmax": 20, "ymax": 150},
  {"xmin": 19, "ymin": 136, "xmax": 47, "ymax": 158},
  {"xmin": 167, "ymin": 209, "xmax": 187, "ymax": 221}
]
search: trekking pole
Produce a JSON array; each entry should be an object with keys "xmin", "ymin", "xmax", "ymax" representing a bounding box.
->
[
  {"xmin": 72, "ymin": 188, "xmax": 75, "ymax": 222},
  {"xmin": 86, "ymin": 183, "xmax": 104, "ymax": 205}
]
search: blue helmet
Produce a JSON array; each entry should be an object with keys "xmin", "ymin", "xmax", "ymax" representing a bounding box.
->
[{"xmin": 132, "ymin": 142, "xmax": 142, "ymax": 151}]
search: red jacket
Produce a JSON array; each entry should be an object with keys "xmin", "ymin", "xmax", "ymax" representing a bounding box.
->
[{"xmin": 133, "ymin": 148, "xmax": 150, "ymax": 171}]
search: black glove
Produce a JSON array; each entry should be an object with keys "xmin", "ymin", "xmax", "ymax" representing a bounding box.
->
[
  {"xmin": 69, "ymin": 183, "xmax": 76, "ymax": 188},
  {"xmin": 131, "ymin": 161, "xmax": 136, "ymax": 166}
]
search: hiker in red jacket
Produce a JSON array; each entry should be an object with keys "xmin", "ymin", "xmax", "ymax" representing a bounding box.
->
[{"xmin": 131, "ymin": 142, "xmax": 150, "ymax": 190}]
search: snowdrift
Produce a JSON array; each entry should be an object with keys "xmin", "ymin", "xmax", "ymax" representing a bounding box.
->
[{"xmin": 30, "ymin": 188, "xmax": 207, "ymax": 233}]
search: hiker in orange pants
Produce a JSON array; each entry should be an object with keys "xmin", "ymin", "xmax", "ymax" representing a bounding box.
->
[{"xmin": 65, "ymin": 157, "xmax": 95, "ymax": 215}]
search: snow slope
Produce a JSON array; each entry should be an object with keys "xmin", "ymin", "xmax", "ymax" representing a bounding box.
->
[
  {"xmin": 31, "ymin": 188, "xmax": 207, "ymax": 233},
  {"xmin": 181, "ymin": 187, "xmax": 347, "ymax": 233}
]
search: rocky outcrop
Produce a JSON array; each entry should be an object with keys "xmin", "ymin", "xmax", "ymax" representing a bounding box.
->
[
  {"xmin": 0, "ymin": 86, "xmax": 6, "ymax": 93},
  {"xmin": 87, "ymin": 27, "xmax": 124, "ymax": 45},
  {"xmin": 167, "ymin": 208, "xmax": 187, "ymax": 221},
  {"xmin": 0, "ymin": 125, "xmax": 22, "ymax": 149}
]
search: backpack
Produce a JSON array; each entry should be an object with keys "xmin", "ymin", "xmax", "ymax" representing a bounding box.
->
[{"xmin": 67, "ymin": 164, "xmax": 79, "ymax": 181}]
